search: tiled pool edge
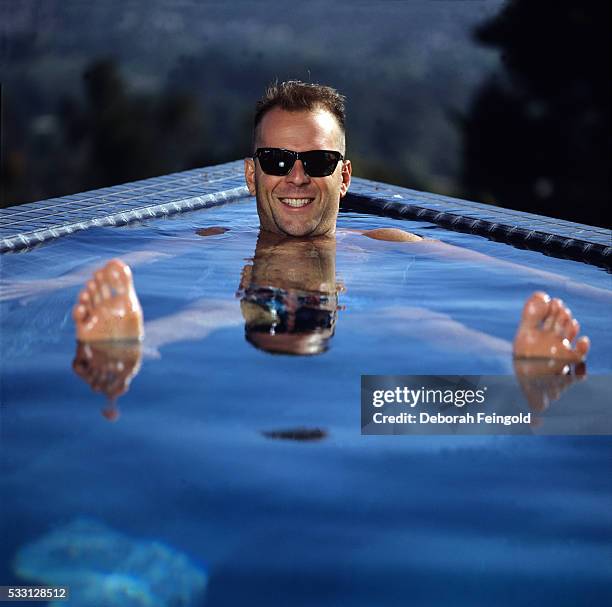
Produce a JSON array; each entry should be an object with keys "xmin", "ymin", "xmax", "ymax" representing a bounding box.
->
[
  {"xmin": 1, "ymin": 160, "xmax": 610, "ymax": 267},
  {"xmin": 343, "ymin": 192, "xmax": 611, "ymax": 268},
  {"xmin": 0, "ymin": 186, "xmax": 249, "ymax": 253},
  {"xmin": 0, "ymin": 160, "xmax": 249, "ymax": 254}
]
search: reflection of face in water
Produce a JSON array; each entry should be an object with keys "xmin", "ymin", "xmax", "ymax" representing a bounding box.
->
[{"xmin": 239, "ymin": 231, "xmax": 341, "ymax": 355}]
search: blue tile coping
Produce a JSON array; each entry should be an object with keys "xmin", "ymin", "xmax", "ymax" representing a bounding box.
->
[{"xmin": 1, "ymin": 160, "xmax": 610, "ymax": 268}]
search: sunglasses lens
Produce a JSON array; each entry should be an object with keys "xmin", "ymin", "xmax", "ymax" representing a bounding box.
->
[
  {"xmin": 256, "ymin": 149, "xmax": 341, "ymax": 177},
  {"xmin": 302, "ymin": 151, "xmax": 340, "ymax": 177},
  {"xmin": 258, "ymin": 149, "xmax": 295, "ymax": 176},
  {"xmin": 294, "ymin": 307, "xmax": 334, "ymax": 331}
]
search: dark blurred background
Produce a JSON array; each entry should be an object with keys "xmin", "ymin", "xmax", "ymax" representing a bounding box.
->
[{"xmin": 1, "ymin": 0, "xmax": 609, "ymax": 227}]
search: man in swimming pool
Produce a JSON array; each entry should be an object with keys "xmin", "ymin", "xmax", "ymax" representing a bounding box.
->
[
  {"xmin": 71, "ymin": 80, "xmax": 590, "ymax": 364},
  {"xmin": 244, "ymin": 80, "xmax": 419, "ymax": 243}
]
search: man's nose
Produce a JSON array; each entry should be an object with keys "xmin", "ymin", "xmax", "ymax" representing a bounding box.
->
[{"xmin": 286, "ymin": 159, "xmax": 310, "ymax": 184}]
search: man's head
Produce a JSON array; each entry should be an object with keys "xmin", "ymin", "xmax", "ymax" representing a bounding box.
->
[{"xmin": 245, "ymin": 81, "xmax": 352, "ymax": 237}]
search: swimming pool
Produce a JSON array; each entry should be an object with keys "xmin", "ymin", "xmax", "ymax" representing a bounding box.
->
[{"xmin": 1, "ymin": 179, "xmax": 611, "ymax": 605}]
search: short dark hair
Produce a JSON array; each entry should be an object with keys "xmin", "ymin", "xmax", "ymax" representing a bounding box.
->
[{"xmin": 253, "ymin": 80, "xmax": 346, "ymax": 149}]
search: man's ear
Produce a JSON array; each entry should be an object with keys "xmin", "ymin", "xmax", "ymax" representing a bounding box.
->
[
  {"xmin": 244, "ymin": 158, "xmax": 256, "ymax": 196},
  {"xmin": 339, "ymin": 160, "xmax": 352, "ymax": 198}
]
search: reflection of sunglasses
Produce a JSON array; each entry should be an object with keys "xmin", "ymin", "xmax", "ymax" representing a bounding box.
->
[
  {"xmin": 248, "ymin": 306, "xmax": 334, "ymax": 335},
  {"xmin": 242, "ymin": 287, "xmax": 336, "ymax": 334},
  {"xmin": 253, "ymin": 148, "xmax": 343, "ymax": 177}
]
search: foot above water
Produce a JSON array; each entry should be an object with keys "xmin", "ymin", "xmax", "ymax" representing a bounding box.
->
[
  {"xmin": 513, "ymin": 292, "xmax": 590, "ymax": 361},
  {"xmin": 72, "ymin": 259, "xmax": 144, "ymax": 342}
]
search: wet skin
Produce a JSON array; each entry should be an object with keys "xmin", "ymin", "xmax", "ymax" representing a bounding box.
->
[
  {"xmin": 71, "ymin": 243, "xmax": 592, "ymax": 417},
  {"xmin": 511, "ymin": 291, "xmax": 590, "ymax": 414},
  {"xmin": 244, "ymin": 108, "xmax": 352, "ymax": 238},
  {"xmin": 513, "ymin": 291, "xmax": 590, "ymax": 362},
  {"xmin": 243, "ymin": 108, "xmax": 422, "ymax": 243},
  {"xmin": 70, "ymin": 233, "xmax": 342, "ymax": 404},
  {"xmin": 72, "ymin": 253, "xmax": 591, "ymax": 361},
  {"xmin": 71, "ymin": 110, "xmax": 592, "ymax": 406},
  {"xmin": 72, "ymin": 259, "xmax": 144, "ymax": 342}
]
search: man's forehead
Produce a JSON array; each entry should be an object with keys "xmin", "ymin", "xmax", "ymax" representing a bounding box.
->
[{"xmin": 258, "ymin": 107, "xmax": 344, "ymax": 151}]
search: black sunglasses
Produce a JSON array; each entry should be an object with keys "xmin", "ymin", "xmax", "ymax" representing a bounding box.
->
[
  {"xmin": 243, "ymin": 286, "xmax": 336, "ymax": 334},
  {"xmin": 253, "ymin": 148, "xmax": 343, "ymax": 177}
]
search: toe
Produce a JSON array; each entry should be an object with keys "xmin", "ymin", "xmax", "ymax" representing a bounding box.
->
[
  {"xmin": 73, "ymin": 303, "xmax": 87, "ymax": 321},
  {"xmin": 576, "ymin": 336, "xmax": 590, "ymax": 360},
  {"xmin": 521, "ymin": 291, "xmax": 551, "ymax": 328},
  {"xmin": 107, "ymin": 258, "xmax": 131, "ymax": 276},
  {"xmin": 107, "ymin": 265, "xmax": 126, "ymax": 296},
  {"xmin": 554, "ymin": 307, "xmax": 572, "ymax": 337},
  {"xmin": 568, "ymin": 319, "xmax": 579, "ymax": 342},
  {"xmin": 87, "ymin": 279, "xmax": 101, "ymax": 306},
  {"xmin": 107, "ymin": 259, "xmax": 133, "ymax": 292},
  {"xmin": 75, "ymin": 288, "xmax": 92, "ymax": 321},
  {"xmin": 94, "ymin": 269, "xmax": 112, "ymax": 300},
  {"xmin": 543, "ymin": 298, "xmax": 563, "ymax": 331}
]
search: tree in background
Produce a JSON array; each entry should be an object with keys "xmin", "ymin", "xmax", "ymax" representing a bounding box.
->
[
  {"xmin": 461, "ymin": 1, "xmax": 610, "ymax": 227},
  {"xmin": 67, "ymin": 59, "xmax": 212, "ymax": 189},
  {"xmin": 2, "ymin": 60, "xmax": 211, "ymax": 206}
]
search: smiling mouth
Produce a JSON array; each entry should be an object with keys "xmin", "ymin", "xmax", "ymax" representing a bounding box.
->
[{"xmin": 279, "ymin": 198, "xmax": 314, "ymax": 208}]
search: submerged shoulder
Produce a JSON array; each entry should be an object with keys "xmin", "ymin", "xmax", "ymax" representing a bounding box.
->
[{"xmin": 361, "ymin": 228, "xmax": 423, "ymax": 242}]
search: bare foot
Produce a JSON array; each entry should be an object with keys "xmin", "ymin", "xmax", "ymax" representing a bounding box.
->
[
  {"xmin": 513, "ymin": 292, "xmax": 590, "ymax": 361},
  {"xmin": 72, "ymin": 259, "xmax": 144, "ymax": 342},
  {"xmin": 72, "ymin": 342, "xmax": 142, "ymax": 406}
]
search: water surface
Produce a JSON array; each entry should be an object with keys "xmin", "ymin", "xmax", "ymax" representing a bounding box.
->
[{"xmin": 1, "ymin": 199, "xmax": 611, "ymax": 606}]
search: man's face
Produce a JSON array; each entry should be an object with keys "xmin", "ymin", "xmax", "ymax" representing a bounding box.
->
[{"xmin": 245, "ymin": 108, "xmax": 351, "ymax": 237}]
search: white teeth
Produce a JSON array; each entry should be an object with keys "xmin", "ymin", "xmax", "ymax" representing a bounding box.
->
[{"xmin": 280, "ymin": 198, "xmax": 312, "ymax": 207}]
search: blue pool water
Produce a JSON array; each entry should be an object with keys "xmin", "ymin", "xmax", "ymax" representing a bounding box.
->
[{"xmin": 1, "ymin": 198, "xmax": 611, "ymax": 606}]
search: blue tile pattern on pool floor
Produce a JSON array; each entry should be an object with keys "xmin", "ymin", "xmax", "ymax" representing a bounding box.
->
[{"xmin": 1, "ymin": 160, "xmax": 610, "ymax": 266}]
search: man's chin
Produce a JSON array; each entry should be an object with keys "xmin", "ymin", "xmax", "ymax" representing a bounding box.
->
[
  {"xmin": 261, "ymin": 210, "xmax": 335, "ymax": 238},
  {"xmin": 272, "ymin": 216, "xmax": 319, "ymax": 238},
  {"xmin": 280, "ymin": 225, "xmax": 317, "ymax": 237}
]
